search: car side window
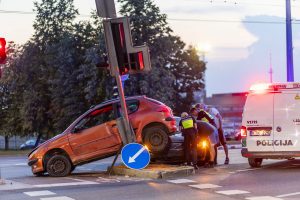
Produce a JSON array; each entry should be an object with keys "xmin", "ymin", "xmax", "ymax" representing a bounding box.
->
[
  {"xmin": 117, "ymin": 100, "xmax": 139, "ymax": 116},
  {"xmin": 78, "ymin": 105, "xmax": 115, "ymax": 130}
]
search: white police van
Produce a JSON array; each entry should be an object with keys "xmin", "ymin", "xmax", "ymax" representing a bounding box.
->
[{"xmin": 241, "ymin": 82, "xmax": 300, "ymax": 167}]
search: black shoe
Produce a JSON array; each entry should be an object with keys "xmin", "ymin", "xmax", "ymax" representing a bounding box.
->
[{"xmin": 224, "ymin": 158, "xmax": 229, "ymax": 165}]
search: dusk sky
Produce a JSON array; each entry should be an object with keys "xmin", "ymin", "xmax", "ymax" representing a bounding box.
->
[{"xmin": 1, "ymin": 0, "xmax": 300, "ymax": 96}]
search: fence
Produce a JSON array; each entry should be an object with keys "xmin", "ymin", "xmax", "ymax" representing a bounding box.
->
[{"xmin": 0, "ymin": 135, "xmax": 34, "ymax": 150}]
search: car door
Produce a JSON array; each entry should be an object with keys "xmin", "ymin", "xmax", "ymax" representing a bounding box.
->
[
  {"xmin": 68, "ymin": 105, "xmax": 122, "ymax": 160},
  {"xmin": 244, "ymin": 93, "xmax": 274, "ymax": 152},
  {"xmin": 273, "ymin": 92, "xmax": 300, "ymax": 152}
]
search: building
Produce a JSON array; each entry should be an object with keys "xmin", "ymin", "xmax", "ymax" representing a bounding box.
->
[{"xmin": 205, "ymin": 92, "xmax": 248, "ymax": 138}]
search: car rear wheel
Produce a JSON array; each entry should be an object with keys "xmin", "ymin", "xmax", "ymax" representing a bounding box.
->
[
  {"xmin": 248, "ymin": 158, "xmax": 263, "ymax": 168},
  {"xmin": 46, "ymin": 154, "xmax": 72, "ymax": 177},
  {"xmin": 143, "ymin": 125, "xmax": 170, "ymax": 154}
]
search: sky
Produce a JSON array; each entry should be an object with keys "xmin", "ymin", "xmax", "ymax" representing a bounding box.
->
[{"xmin": 1, "ymin": 0, "xmax": 300, "ymax": 96}]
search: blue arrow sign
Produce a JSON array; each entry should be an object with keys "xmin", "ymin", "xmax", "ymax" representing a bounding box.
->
[{"xmin": 121, "ymin": 143, "xmax": 150, "ymax": 170}]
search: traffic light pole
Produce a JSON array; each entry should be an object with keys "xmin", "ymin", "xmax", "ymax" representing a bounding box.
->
[{"xmin": 114, "ymin": 69, "xmax": 133, "ymax": 144}]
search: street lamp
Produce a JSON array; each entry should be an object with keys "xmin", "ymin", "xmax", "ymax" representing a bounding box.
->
[
  {"xmin": 195, "ymin": 43, "xmax": 212, "ymax": 102},
  {"xmin": 196, "ymin": 43, "xmax": 212, "ymax": 63}
]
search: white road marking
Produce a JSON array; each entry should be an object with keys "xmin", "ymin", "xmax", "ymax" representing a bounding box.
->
[
  {"xmin": 40, "ymin": 197, "xmax": 75, "ymax": 200},
  {"xmin": 189, "ymin": 184, "xmax": 221, "ymax": 189},
  {"xmin": 216, "ymin": 190, "xmax": 250, "ymax": 195},
  {"xmin": 246, "ymin": 196, "xmax": 283, "ymax": 200},
  {"xmin": 167, "ymin": 179, "xmax": 196, "ymax": 184},
  {"xmin": 229, "ymin": 168, "xmax": 261, "ymax": 174},
  {"xmin": 277, "ymin": 192, "xmax": 300, "ymax": 198},
  {"xmin": 34, "ymin": 180, "xmax": 99, "ymax": 188},
  {"xmin": 0, "ymin": 163, "xmax": 27, "ymax": 167},
  {"xmin": 14, "ymin": 163, "xmax": 28, "ymax": 166},
  {"xmin": 24, "ymin": 190, "xmax": 56, "ymax": 197}
]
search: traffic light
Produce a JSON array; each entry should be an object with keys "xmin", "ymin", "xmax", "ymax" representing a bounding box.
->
[
  {"xmin": 103, "ymin": 17, "xmax": 151, "ymax": 76},
  {"xmin": 0, "ymin": 38, "xmax": 6, "ymax": 64}
]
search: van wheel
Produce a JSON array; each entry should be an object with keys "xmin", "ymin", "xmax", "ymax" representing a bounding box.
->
[
  {"xmin": 46, "ymin": 155, "xmax": 72, "ymax": 177},
  {"xmin": 143, "ymin": 125, "xmax": 170, "ymax": 154},
  {"xmin": 248, "ymin": 158, "xmax": 263, "ymax": 168}
]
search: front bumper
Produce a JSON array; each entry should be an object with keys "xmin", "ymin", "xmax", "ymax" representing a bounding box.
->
[
  {"xmin": 28, "ymin": 158, "xmax": 44, "ymax": 173},
  {"xmin": 241, "ymin": 148, "xmax": 300, "ymax": 159}
]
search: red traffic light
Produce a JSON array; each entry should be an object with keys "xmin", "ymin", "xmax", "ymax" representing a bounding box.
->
[{"xmin": 0, "ymin": 38, "xmax": 7, "ymax": 64}]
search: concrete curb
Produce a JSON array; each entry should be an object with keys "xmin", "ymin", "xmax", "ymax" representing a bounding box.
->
[{"xmin": 109, "ymin": 164, "xmax": 195, "ymax": 179}]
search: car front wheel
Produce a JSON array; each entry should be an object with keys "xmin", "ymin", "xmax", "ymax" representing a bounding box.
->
[{"xmin": 46, "ymin": 154, "xmax": 72, "ymax": 177}]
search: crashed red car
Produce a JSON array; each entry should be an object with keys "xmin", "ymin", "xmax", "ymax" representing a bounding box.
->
[{"xmin": 28, "ymin": 96, "xmax": 177, "ymax": 177}]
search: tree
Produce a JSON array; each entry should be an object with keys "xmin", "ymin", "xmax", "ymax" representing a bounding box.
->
[
  {"xmin": 118, "ymin": 0, "xmax": 206, "ymax": 112},
  {"xmin": 0, "ymin": 42, "xmax": 23, "ymax": 149}
]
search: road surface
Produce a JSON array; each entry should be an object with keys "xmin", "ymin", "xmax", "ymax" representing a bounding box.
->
[{"xmin": 1, "ymin": 149, "xmax": 300, "ymax": 200}]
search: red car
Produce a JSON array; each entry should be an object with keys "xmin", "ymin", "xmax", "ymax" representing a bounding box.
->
[{"xmin": 28, "ymin": 96, "xmax": 177, "ymax": 176}]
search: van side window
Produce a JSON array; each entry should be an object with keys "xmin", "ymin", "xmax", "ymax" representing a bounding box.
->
[
  {"xmin": 78, "ymin": 105, "xmax": 115, "ymax": 130},
  {"xmin": 117, "ymin": 100, "xmax": 139, "ymax": 116}
]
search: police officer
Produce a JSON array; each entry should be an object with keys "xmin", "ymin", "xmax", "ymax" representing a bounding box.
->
[{"xmin": 179, "ymin": 112, "xmax": 198, "ymax": 170}]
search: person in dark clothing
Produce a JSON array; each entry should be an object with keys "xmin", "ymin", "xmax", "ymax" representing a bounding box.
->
[
  {"xmin": 179, "ymin": 112, "xmax": 198, "ymax": 170},
  {"xmin": 191, "ymin": 106, "xmax": 219, "ymax": 168}
]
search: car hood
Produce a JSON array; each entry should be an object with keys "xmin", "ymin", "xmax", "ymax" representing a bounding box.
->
[{"xmin": 28, "ymin": 133, "xmax": 65, "ymax": 157}]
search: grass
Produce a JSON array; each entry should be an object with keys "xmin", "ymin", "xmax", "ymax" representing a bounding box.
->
[{"xmin": 0, "ymin": 150, "xmax": 31, "ymax": 156}]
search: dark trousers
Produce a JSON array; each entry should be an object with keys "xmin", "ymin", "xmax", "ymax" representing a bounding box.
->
[{"xmin": 184, "ymin": 132, "xmax": 197, "ymax": 165}]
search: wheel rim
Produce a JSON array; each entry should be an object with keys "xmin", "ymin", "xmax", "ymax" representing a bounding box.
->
[
  {"xmin": 51, "ymin": 159, "xmax": 66, "ymax": 174},
  {"xmin": 149, "ymin": 133, "xmax": 164, "ymax": 147}
]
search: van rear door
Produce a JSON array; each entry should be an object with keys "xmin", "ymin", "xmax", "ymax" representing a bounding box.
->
[
  {"xmin": 273, "ymin": 92, "xmax": 300, "ymax": 152},
  {"xmin": 243, "ymin": 93, "xmax": 274, "ymax": 152}
]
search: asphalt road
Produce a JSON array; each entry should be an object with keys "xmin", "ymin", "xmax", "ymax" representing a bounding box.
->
[{"xmin": 1, "ymin": 149, "xmax": 300, "ymax": 200}]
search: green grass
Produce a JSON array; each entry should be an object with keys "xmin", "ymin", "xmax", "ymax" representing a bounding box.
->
[{"xmin": 0, "ymin": 150, "xmax": 31, "ymax": 156}]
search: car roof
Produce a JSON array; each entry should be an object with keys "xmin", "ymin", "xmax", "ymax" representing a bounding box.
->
[{"xmin": 92, "ymin": 95, "xmax": 145, "ymax": 110}]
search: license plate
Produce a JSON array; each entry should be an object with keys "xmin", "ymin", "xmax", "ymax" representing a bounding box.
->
[{"xmin": 249, "ymin": 130, "xmax": 271, "ymax": 136}]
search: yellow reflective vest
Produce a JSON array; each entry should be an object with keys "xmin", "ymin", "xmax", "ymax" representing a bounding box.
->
[{"xmin": 181, "ymin": 117, "xmax": 195, "ymax": 129}]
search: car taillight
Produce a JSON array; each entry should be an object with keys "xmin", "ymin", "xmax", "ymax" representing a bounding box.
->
[
  {"xmin": 241, "ymin": 126, "xmax": 247, "ymax": 138},
  {"xmin": 157, "ymin": 107, "xmax": 169, "ymax": 113}
]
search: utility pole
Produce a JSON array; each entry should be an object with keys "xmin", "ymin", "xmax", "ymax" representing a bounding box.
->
[
  {"xmin": 269, "ymin": 53, "xmax": 273, "ymax": 83},
  {"xmin": 286, "ymin": 0, "xmax": 294, "ymax": 82}
]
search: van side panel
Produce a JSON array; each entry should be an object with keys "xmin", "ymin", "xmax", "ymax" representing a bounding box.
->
[
  {"xmin": 273, "ymin": 92, "xmax": 300, "ymax": 152},
  {"xmin": 242, "ymin": 93, "xmax": 274, "ymax": 152}
]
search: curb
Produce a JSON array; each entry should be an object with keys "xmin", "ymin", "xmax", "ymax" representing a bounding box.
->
[{"xmin": 109, "ymin": 164, "xmax": 195, "ymax": 179}]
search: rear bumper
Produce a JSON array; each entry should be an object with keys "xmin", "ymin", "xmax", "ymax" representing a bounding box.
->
[{"xmin": 241, "ymin": 148, "xmax": 300, "ymax": 159}]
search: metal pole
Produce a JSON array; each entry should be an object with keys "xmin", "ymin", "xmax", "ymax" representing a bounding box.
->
[
  {"xmin": 286, "ymin": 0, "xmax": 294, "ymax": 82},
  {"xmin": 115, "ymin": 69, "xmax": 132, "ymax": 143}
]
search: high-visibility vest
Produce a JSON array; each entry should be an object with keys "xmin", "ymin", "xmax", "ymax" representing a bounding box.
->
[
  {"xmin": 199, "ymin": 109, "xmax": 214, "ymax": 123},
  {"xmin": 181, "ymin": 117, "xmax": 195, "ymax": 129}
]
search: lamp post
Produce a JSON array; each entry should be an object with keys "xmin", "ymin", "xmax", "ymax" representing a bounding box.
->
[
  {"xmin": 196, "ymin": 43, "xmax": 212, "ymax": 102},
  {"xmin": 286, "ymin": 0, "xmax": 294, "ymax": 82}
]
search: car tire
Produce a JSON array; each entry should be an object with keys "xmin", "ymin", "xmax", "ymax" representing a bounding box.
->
[
  {"xmin": 248, "ymin": 158, "xmax": 263, "ymax": 168},
  {"xmin": 46, "ymin": 154, "xmax": 72, "ymax": 177},
  {"xmin": 197, "ymin": 147, "xmax": 211, "ymax": 166},
  {"xmin": 143, "ymin": 125, "xmax": 170, "ymax": 154}
]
